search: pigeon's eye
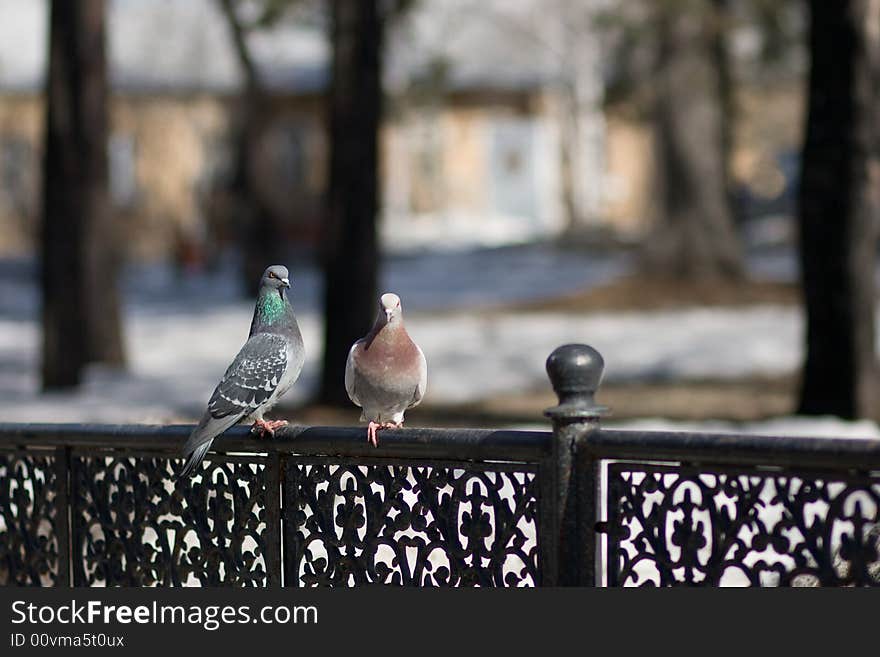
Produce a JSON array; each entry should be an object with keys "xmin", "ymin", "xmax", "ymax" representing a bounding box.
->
[{"xmin": 268, "ymin": 272, "xmax": 277, "ymax": 279}]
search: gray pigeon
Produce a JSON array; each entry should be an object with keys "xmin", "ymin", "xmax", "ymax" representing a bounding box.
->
[
  {"xmin": 345, "ymin": 293, "xmax": 427, "ymax": 446},
  {"xmin": 178, "ymin": 265, "xmax": 305, "ymax": 478}
]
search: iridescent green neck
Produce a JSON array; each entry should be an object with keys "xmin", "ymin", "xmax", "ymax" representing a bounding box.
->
[{"xmin": 258, "ymin": 290, "xmax": 286, "ymax": 323}]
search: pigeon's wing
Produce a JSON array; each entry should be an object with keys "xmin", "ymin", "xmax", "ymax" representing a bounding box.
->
[
  {"xmin": 207, "ymin": 332, "xmax": 289, "ymax": 419},
  {"xmin": 344, "ymin": 341, "xmax": 361, "ymax": 407},
  {"xmin": 178, "ymin": 333, "xmax": 288, "ymax": 478},
  {"xmin": 409, "ymin": 344, "xmax": 428, "ymax": 408}
]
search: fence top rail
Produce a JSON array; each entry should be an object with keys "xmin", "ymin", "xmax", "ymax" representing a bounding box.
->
[
  {"xmin": 4, "ymin": 422, "xmax": 880, "ymax": 471},
  {"xmin": 591, "ymin": 428, "xmax": 880, "ymax": 470},
  {"xmin": 0, "ymin": 422, "xmax": 552, "ymax": 463}
]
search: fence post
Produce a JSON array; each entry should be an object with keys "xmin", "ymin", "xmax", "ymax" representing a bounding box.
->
[{"xmin": 545, "ymin": 344, "xmax": 606, "ymax": 586}]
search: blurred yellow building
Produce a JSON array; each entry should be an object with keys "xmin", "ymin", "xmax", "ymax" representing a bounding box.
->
[{"xmin": 0, "ymin": 0, "xmax": 803, "ymax": 261}]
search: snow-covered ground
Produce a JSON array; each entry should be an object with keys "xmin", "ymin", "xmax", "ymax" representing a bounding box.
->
[
  {"xmin": 608, "ymin": 415, "xmax": 880, "ymax": 438},
  {"xmin": 0, "ymin": 245, "xmax": 624, "ymax": 421},
  {"xmin": 2, "ymin": 301, "xmax": 805, "ymax": 423},
  {"xmin": 5, "ymin": 298, "xmax": 875, "ymax": 438},
  {"xmin": 1, "ymin": 245, "xmax": 878, "ymax": 439}
]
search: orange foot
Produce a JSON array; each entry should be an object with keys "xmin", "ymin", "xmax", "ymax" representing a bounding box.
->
[
  {"xmin": 366, "ymin": 421, "xmax": 402, "ymax": 447},
  {"xmin": 251, "ymin": 418, "xmax": 288, "ymax": 438}
]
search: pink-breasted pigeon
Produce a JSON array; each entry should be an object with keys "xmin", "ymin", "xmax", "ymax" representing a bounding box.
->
[{"xmin": 345, "ymin": 293, "xmax": 427, "ymax": 446}]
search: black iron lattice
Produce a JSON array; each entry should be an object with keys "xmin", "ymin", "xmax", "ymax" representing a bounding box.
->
[
  {"xmin": 606, "ymin": 463, "xmax": 880, "ymax": 586},
  {"xmin": 0, "ymin": 425, "xmax": 553, "ymax": 587}
]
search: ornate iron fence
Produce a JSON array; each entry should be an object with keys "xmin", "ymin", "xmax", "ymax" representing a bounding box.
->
[{"xmin": 2, "ymin": 344, "xmax": 879, "ymax": 587}]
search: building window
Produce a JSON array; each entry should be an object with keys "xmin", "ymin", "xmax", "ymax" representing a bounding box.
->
[
  {"xmin": 277, "ymin": 126, "xmax": 305, "ymax": 188},
  {"xmin": 409, "ymin": 117, "xmax": 444, "ymax": 214},
  {"xmin": 489, "ymin": 118, "xmax": 537, "ymax": 223},
  {"xmin": 0, "ymin": 137, "xmax": 33, "ymax": 214},
  {"xmin": 109, "ymin": 133, "xmax": 138, "ymax": 208}
]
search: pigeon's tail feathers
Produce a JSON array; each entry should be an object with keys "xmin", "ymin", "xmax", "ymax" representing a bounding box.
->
[
  {"xmin": 177, "ymin": 413, "xmax": 239, "ymax": 480},
  {"xmin": 177, "ymin": 441, "xmax": 213, "ymax": 479}
]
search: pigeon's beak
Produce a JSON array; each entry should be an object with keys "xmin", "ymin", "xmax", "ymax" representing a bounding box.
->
[
  {"xmin": 385, "ymin": 309, "xmax": 393, "ymax": 322},
  {"xmin": 281, "ymin": 278, "xmax": 290, "ymax": 288}
]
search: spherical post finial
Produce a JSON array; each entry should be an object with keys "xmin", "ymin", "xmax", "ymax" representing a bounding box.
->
[{"xmin": 545, "ymin": 344, "xmax": 607, "ymax": 419}]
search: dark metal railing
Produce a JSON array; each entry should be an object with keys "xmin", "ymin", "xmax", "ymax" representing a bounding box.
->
[
  {"xmin": 2, "ymin": 344, "xmax": 879, "ymax": 587},
  {"xmin": 0, "ymin": 423, "xmax": 555, "ymax": 587}
]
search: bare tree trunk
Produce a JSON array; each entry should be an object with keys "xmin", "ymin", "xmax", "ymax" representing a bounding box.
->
[
  {"xmin": 797, "ymin": 0, "xmax": 880, "ymax": 419},
  {"xmin": 318, "ymin": 0, "xmax": 383, "ymax": 405},
  {"xmin": 709, "ymin": 0, "xmax": 740, "ymax": 223},
  {"xmin": 41, "ymin": 0, "xmax": 124, "ymax": 390},
  {"xmin": 216, "ymin": 0, "xmax": 278, "ymax": 290},
  {"xmin": 642, "ymin": 3, "xmax": 743, "ymax": 279}
]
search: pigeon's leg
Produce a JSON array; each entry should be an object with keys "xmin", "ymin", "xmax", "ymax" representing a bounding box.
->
[
  {"xmin": 367, "ymin": 421, "xmax": 382, "ymax": 447},
  {"xmin": 251, "ymin": 418, "xmax": 288, "ymax": 438},
  {"xmin": 367, "ymin": 420, "xmax": 404, "ymax": 446}
]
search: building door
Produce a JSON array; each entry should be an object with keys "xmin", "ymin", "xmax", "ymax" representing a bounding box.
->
[{"xmin": 488, "ymin": 118, "xmax": 538, "ymax": 227}]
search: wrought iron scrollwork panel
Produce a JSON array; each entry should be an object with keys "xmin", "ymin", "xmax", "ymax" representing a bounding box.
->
[
  {"xmin": 284, "ymin": 459, "xmax": 540, "ymax": 587},
  {"xmin": 0, "ymin": 451, "xmax": 62, "ymax": 586},
  {"xmin": 607, "ymin": 463, "xmax": 880, "ymax": 586},
  {"xmin": 70, "ymin": 453, "xmax": 273, "ymax": 586}
]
